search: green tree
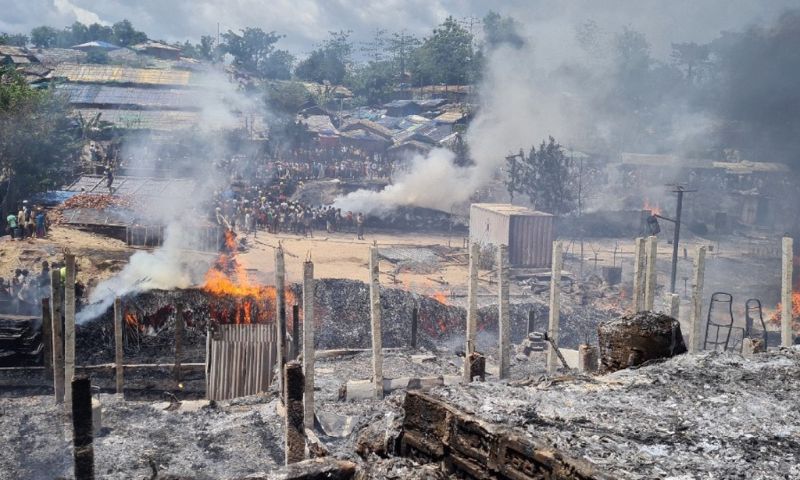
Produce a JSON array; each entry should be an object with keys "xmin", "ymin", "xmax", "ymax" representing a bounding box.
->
[
  {"xmin": 671, "ymin": 42, "xmax": 710, "ymax": 83},
  {"xmin": 221, "ymin": 28, "xmax": 293, "ymax": 79},
  {"xmin": 503, "ymin": 149, "xmax": 525, "ymax": 202},
  {"xmin": 387, "ymin": 30, "xmax": 420, "ymax": 80},
  {"xmin": 347, "ymin": 60, "xmax": 395, "ymax": 105},
  {"xmin": 412, "ymin": 16, "xmax": 475, "ymax": 85},
  {"xmin": 0, "ymin": 67, "xmax": 79, "ymax": 215},
  {"xmin": 111, "ymin": 20, "xmax": 147, "ymax": 47},
  {"xmin": 197, "ymin": 35, "xmax": 221, "ymax": 62},
  {"xmin": 30, "ymin": 26, "xmax": 58, "ymax": 48},
  {"xmin": 0, "ymin": 33, "xmax": 29, "ymax": 46},
  {"xmin": 87, "ymin": 23, "xmax": 114, "ymax": 43},
  {"xmin": 68, "ymin": 21, "xmax": 90, "ymax": 45},
  {"xmin": 518, "ymin": 137, "xmax": 577, "ymax": 215},
  {"xmin": 482, "ymin": 11, "xmax": 525, "ymax": 49},
  {"xmin": 264, "ymin": 81, "xmax": 311, "ymax": 114},
  {"xmin": 295, "ymin": 31, "xmax": 353, "ymax": 84}
]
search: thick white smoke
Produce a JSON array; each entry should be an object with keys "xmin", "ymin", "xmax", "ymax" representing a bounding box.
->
[
  {"xmin": 77, "ymin": 69, "xmax": 263, "ymax": 323},
  {"xmin": 76, "ymin": 224, "xmax": 213, "ymax": 322}
]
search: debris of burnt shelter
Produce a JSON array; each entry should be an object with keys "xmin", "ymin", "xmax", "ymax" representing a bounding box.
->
[{"xmin": 2, "ymin": 4, "xmax": 800, "ymax": 479}]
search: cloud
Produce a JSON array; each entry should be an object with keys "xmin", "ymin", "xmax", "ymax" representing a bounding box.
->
[{"xmin": 1, "ymin": 0, "xmax": 797, "ymax": 58}]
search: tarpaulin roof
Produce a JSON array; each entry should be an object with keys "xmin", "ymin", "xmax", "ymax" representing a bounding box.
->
[
  {"xmin": 51, "ymin": 63, "xmax": 194, "ymax": 87},
  {"xmin": 57, "ymin": 83, "xmax": 198, "ymax": 109},
  {"xmin": 73, "ymin": 108, "xmax": 201, "ymax": 130}
]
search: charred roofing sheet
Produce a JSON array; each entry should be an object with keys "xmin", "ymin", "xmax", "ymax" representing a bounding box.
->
[
  {"xmin": 65, "ymin": 175, "xmax": 196, "ymax": 199},
  {"xmin": 57, "ymin": 84, "xmax": 197, "ymax": 109}
]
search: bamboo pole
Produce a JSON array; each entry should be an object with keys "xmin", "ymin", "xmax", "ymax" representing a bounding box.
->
[{"xmin": 114, "ymin": 298, "xmax": 124, "ymax": 395}]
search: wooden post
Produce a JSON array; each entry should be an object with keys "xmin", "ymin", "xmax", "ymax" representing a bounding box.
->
[
  {"xmin": 64, "ymin": 253, "xmax": 76, "ymax": 409},
  {"xmin": 292, "ymin": 304, "xmax": 300, "ymax": 360},
  {"xmin": 174, "ymin": 305, "xmax": 184, "ymax": 385},
  {"xmin": 689, "ymin": 246, "xmax": 707, "ymax": 353},
  {"xmin": 498, "ymin": 244, "xmax": 510, "ymax": 379},
  {"xmin": 547, "ymin": 241, "xmax": 563, "ymax": 374},
  {"xmin": 666, "ymin": 293, "xmax": 680, "ymax": 320},
  {"xmin": 369, "ymin": 246, "xmax": 383, "ymax": 399},
  {"xmin": 284, "ymin": 361, "xmax": 305, "ymax": 464},
  {"xmin": 302, "ymin": 261, "xmax": 315, "ymax": 430},
  {"xmin": 410, "ymin": 307, "xmax": 418, "ymax": 349},
  {"xmin": 644, "ymin": 236, "xmax": 658, "ymax": 310},
  {"xmin": 632, "ymin": 237, "xmax": 646, "ymax": 311},
  {"xmin": 463, "ymin": 242, "xmax": 479, "ymax": 383},
  {"xmin": 72, "ymin": 376, "xmax": 94, "ymax": 480},
  {"xmin": 41, "ymin": 298, "xmax": 53, "ymax": 379},
  {"xmin": 50, "ymin": 269, "xmax": 64, "ymax": 403},
  {"xmin": 782, "ymin": 237, "xmax": 794, "ymax": 347},
  {"xmin": 528, "ymin": 310, "xmax": 536, "ymax": 334},
  {"xmin": 113, "ymin": 298, "xmax": 124, "ymax": 395},
  {"xmin": 578, "ymin": 344, "xmax": 597, "ymax": 373},
  {"xmin": 275, "ymin": 245, "xmax": 287, "ymax": 397}
]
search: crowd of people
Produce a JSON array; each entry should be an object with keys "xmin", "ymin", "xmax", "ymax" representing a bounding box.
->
[
  {"xmin": 4, "ymin": 200, "xmax": 49, "ymax": 241},
  {"xmin": 212, "ymin": 193, "xmax": 366, "ymax": 240}
]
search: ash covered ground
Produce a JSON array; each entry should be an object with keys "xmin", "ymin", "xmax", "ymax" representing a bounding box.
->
[
  {"xmin": 430, "ymin": 347, "xmax": 800, "ymax": 480},
  {"xmin": 3, "ymin": 348, "xmax": 798, "ymax": 479}
]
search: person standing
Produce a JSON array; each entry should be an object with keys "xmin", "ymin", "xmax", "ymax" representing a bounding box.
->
[
  {"xmin": 6, "ymin": 211, "xmax": 18, "ymax": 240},
  {"xmin": 34, "ymin": 209, "xmax": 46, "ymax": 238},
  {"xmin": 356, "ymin": 212, "xmax": 365, "ymax": 240}
]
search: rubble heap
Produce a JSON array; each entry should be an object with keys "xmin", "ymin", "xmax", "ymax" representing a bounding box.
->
[{"xmin": 414, "ymin": 348, "xmax": 800, "ymax": 479}]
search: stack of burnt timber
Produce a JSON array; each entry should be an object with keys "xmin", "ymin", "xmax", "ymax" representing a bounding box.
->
[
  {"xmin": 0, "ymin": 314, "xmax": 42, "ymax": 367},
  {"xmin": 400, "ymin": 391, "xmax": 610, "ymax": 479}
]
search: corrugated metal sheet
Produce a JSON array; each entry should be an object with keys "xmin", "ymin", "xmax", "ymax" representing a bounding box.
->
[
  {"xmin": 469, "ymin": 203, "xmax": 554, "ymax": 268},
  {"xmin": 57, "ymin": 84, "xmax": 198, "ymax": 109},
  {"xmin": 73, "ymin": 108, "xmax": 201, "ymax": 130}
]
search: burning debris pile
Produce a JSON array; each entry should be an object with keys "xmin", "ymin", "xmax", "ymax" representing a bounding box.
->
[{"xmin": 411, "ymin": 348, "xmax": 800, "ymax": 479}]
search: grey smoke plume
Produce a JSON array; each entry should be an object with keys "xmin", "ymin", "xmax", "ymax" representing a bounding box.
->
[{"xmin": 334, "ymin": 4, "xmax": 800, "ymax": 215}]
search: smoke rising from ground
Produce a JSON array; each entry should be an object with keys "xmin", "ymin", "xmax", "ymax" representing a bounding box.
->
[
  {"xmin": 77, "ymin": 69, "xmax": 263, "ymax": 323},
  {"xmin": 335, "ymin": 5, "xmax": 800, "ymax": 215}
]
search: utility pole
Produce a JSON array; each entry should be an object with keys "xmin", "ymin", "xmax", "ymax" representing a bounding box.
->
[{"xmin": 653, "ymin": 185, "xmax": 695, "ymax": 293}]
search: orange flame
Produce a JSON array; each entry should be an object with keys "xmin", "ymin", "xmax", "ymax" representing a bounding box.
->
[
  {"xmin": 769, "ymin": 292, "xmax": 800, "ymax": 330},
  {"xmin": 203, "ymin": 230, "xmax": 293, "ymax": 324},
  {"xmin": 433, "ymin": 291, "xmax": 448, "ymax": 305},
  {"xmin": 643, "ymin": 199, "xmax": 662, "ymax": 216},
  {"xmin": 125, "ymin": 312, "xmax": 141, "ymax": 331}
]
